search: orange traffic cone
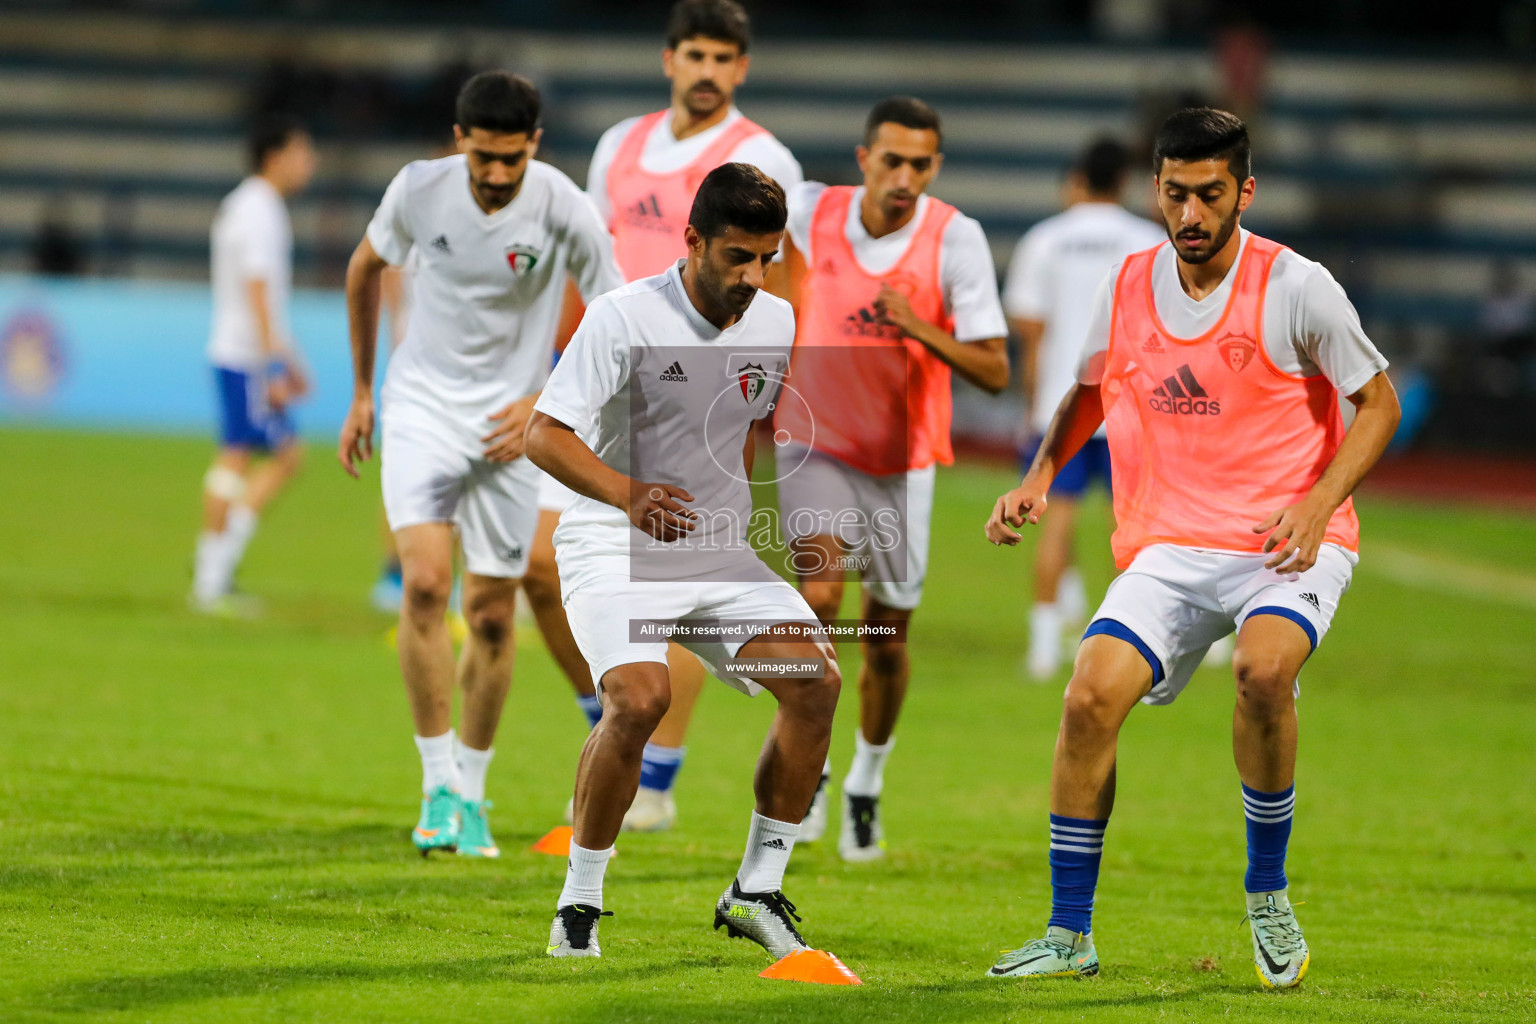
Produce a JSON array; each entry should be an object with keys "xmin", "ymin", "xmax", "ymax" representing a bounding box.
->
[
  {"xmin": 758, "ymin": 949, "xmax": 862, "ymax": 985},
  {"xmin": 530, "ymin": 826, "xmax": 572, "ymax": 856}
]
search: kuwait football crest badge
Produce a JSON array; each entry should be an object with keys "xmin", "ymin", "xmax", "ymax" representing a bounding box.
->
[
  {"xmin": 738, "ymin": 363, "xmax": 766, "ymax": 402},
  {"xmin": 1218, "ymin": 334, "xmax": 1256, "ymax": 373},
  {"xmin": 505, "ymin": 244, "xmax": 540, "ymax": 276}
]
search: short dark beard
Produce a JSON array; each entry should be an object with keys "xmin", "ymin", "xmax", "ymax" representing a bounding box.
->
[{"xmin": 1172, "ymin": 206, "xmax": 1240, "ymax": 266}]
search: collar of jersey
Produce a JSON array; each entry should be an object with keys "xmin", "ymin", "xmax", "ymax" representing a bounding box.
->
[{"xmin": 666, "ymin": 261, "xmax": 750, "ymax": 342}]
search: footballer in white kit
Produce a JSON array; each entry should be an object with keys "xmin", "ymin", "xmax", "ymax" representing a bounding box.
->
[
  {"xmin": 338, "ymin": 72, "xmax": 622, "ymax": 860},
  {"xmin": 527, "ymin": 164, "xmax": 843, "ymax": 965},
  {"xmin": 520, "ymin": 0, "xmax": 806, "ymax": 836},
  {"xmin": 1002, "ymin": 137, "xmax": 1166, "ymax": 679},
  {"xmin": 190, "ymin": 118, "xmax": 316, "ymax": 616}
]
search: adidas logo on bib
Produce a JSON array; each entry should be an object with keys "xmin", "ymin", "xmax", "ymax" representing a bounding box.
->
[{"xmin": 1148, "ymin": 365, "xmax": 1221, "ymax": 416}]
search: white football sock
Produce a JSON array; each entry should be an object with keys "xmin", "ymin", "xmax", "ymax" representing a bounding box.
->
[
  {"xmin": 842, "ymin": 730, "xmax": 895, "ymax": 798},
  {"xmin": 211, "ymin": 504, "xmax": 258, "ymax": 594},
  {"xmin": 736, "ymin": 811, "xmax": 799, "ymax": 893},
  {"xmin": 559, "ymin": 841, "xmax": 615, "ymax": 910},
  {"xmin": 454, "ymin": 736, "xmax": 494, "ymax": 803},
  {"xmin": 414, "ymin": 730, "xmax": 459, "ymax": 795},
  {"xmin": 192, "ymin": 531, "xmax": 225, "ymax": 601},
  {"xmin": 1028, "ymin": 603, "xmax": 1062, "ymax": 675},
  {"xmin": 1059, "ymin": 568, "xmax": 1088, "ymax": 623}
]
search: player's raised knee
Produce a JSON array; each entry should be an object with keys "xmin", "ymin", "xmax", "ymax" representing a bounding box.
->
[
  {"xmin": 1060, "ymin": 674, "xmax": 1127, "ymax": 732},
  {"xmin": 1232, "ymin": 651, "xmax": 1295, "ymax": 714},
  {"xmin": 465, "ymin": 595, "xmax": 515, "ymax": 649},
  {"xmin": 601, "ymin": 673, "xmax": 671, "ymax": 732},
  {"xmin": 401, "ymin": 567, "xmax": 453, "ymax": 618}
]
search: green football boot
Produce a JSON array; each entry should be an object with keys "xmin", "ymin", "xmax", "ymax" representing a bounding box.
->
[
  {"xmin": 411, "ymin": 784, "xmax": 460, "ymax": 855},
  {"xmin": 987, "ymin": 925, "xmax": 1099, "ymax": 979},
  {"xmin": 1246, "ymin": 889, "xmax": 1310, "ymax": 989},
  {"xmin": 455, "ymin": 798, "xmax": 500, "ymax": 858}
]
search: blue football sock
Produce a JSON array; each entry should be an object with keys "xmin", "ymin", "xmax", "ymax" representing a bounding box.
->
[
  {"xmin": 1048, "ymin": 814, "xmax": 1107, "ymax": 936},
  {"xmin": 576, "ymin": 694, "xmax": 603, "ymax": 730},
  {"xmin": 638, "ymin": 742, "xmax": 685, "ymax": 793},
  {"xmin": 1243, "ymin": 783, "xmax": 1295, "ymax": 893}
]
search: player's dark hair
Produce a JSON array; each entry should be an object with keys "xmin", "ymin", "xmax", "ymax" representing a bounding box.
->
[
  {"xmin": 1153, "ymin": 107, "xmax": 1251, "ymax": 182},
  {"xmin": 666, "ymin": 0, "xmax": 751, "ymax": 53},
  {"xmin": 864, "ymin": 96, "xmax": 943, "ymax": 149},
  {"xmin": 454, "ymin": 70, "xmax": 542, "ymax": 136},
  {"xmin": 248, "ymin": 116, "xmax": 306, "ymax": 172},
  {"xmin": 1076, "ymin": 137, "xmax": 1131, "ymax": 195},
  {"xmin": 688, "ymin": 162, "xmax": 786, "ymax": 240}
]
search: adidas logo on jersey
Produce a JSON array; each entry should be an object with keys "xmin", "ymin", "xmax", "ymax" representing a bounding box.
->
[
  {"xmin": 1299, "ymin": 592, "xmax": 1320, "ymax": 610},
  {"xmin": 840, "ymin": 304, "xmax": 900, "ymax": 339},
  {"xmin": 1148, "ymin": 365, "xmax": 1221, "ymax": 415},
  {"xmin": 659, "ymin": 361, "xmax": 688, "ymax": 382},
  {"xmin": 430, "ymin": 234, "xmax": 452, "ymax": 254},
  {"xmin": 621, "ymin": 193, "xmax": 667, "ymax": 231}
]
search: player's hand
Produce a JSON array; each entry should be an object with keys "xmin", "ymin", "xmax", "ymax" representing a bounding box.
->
[
  {"xmin": 338, "ymin": 393, "xmax": 375, "ymax": 478},
  {"xmin": 482, "ymin": 395, "xmax": 538, "ymax": 462},
  {"xmin": 628, "ymin": 482, "xmax": 697, "ymax": 543},
  {"xmin": 1253, "ymin": 496, "xmax": 1330, "ymax": 572},
  {"xmin": 265, "ymin": 373, "xmax": 292, "ymax": 410},
  {"xmin": 874, "ymin": 284, "xmax": 922, "ymax": 338},
  {"xmin": 985, "ymin": 478, "xmax": 1049, "ymax": 546},
  {"xmin": 281, "ymin": 352, "xmax": 312, "ymax": 401}
]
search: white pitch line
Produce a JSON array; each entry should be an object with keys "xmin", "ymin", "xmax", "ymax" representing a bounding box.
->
[{"xmin": 1363, "ymin": 543, "xmax": 1536, "ymax": 611}]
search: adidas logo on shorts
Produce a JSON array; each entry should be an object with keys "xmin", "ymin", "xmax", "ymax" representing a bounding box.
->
[
  {"xmin": 1299, "ymin": 592, "xmax": 1320, "ymax": 610},
  {"xmin": 659, "ymin": 361, "xmax": 688, "ymax": 382}
]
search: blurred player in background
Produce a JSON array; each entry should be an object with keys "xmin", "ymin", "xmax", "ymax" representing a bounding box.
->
[
  {"xmin": 1003, "ymin": 138, "xmax": 1163, "ymax": 680},
  {"xmin": 337, "ymin": 72, "xmax": 622, "ymax": 859},
  {"xmin": 774, "ymin": 97, "xmax": 1008, "ymax": 860},
  {"xmin": 520, "ymin": 0, "xmax": 804, "ymax": 833},
  {"xmin": 191, "ymin": 117, "xmax": 316, "ymax": 616},
  {"xmin": 528, "ymin": 163, "xmax": 841, "ymax": 962},
  {"xmin": 985, "ymin": 108, "xmax": 1400, "ymax": 987}
]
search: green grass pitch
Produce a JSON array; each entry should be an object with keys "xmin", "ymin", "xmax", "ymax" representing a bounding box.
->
[{"xmin": 1, "ymin": 428, "xmax": 1533, "ymax": 1023}]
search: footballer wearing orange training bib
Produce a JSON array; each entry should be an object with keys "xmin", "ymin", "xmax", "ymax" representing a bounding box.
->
[{"xmin": 984, "ymin": 108, "xmax": 1401, "ymax": 989}]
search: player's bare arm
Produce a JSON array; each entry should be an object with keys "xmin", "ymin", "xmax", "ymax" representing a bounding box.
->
[
  {"xmin": 245, "ymin": 277, "xmax": 302, "ymax": 409},
  {"xmin": 525, "ymin": 410, "xmax": 697, "ymax": 542},
  {"xmin": 338, "ymin": 234, "xmax": 389, "ymax": 477},
  {"xmin": 985, "ymin": 381, "xmax": 1105, "ymax": 545},
  {"xmin": 875, "ymin": 283, "xmax": 1008, "ymax": 393},
  {"xmin": 1254, "ymin": 369, "xmax": 1401, "ymax": 571},
  {"xmin": 1011, "ymin": 315, "xmax": 1046, "ymax": 411}
]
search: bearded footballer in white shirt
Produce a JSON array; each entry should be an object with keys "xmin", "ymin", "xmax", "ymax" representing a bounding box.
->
[
  {"xmin": 527, "ymin": 164, "xmax": 842, "ymax": 963},
  {"xmin": 337, "ymin": 72, "xmax": 622, "ymax": 860}
]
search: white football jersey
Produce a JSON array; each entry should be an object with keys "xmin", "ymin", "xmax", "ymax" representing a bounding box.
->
[
  {"xmin": 207, "ymin": 175, "xmax": 292, "ymax": 370},
  {"xmin": 367, "ymin": 155, "xmax": 622, "ymax": 430},
  {"xmin": 1004, "ymin": 201, "xmax": 1166, "ymax": 434},
  {"xmin": 534, "ymin": 261, "xmax": 793, "ymax": 590}
]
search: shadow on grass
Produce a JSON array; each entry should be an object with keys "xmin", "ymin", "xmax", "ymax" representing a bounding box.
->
[
  {"xmin": 41, "ymin": 956, "xmax": 1215, "ymax": 1022},
  {"xmin": 44, "ymin": 953, "xmax": 675, "ymax": 1014}
]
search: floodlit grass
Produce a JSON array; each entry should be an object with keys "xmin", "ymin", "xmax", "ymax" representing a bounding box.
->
[{"xmin": 1, "ymin": 428, "xmax": 1532, "ymax": 1022}]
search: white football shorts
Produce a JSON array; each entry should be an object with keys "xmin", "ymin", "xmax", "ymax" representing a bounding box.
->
[
  {"xmin": 536, "ymin": 467, "xmax": 578, "ymax": 513},
  {"xmin": 381, "ymin": 403, "xmax": 539, "ymax": 579},
  {"xmin": 562, "ymin": 560, "xmax": 825, "ymax": 697},
  {"xmin": 775, "ymin": 445, "xmax": 935, "ymax": 611},
  {"xmin": 1086, "ymin": 542, "xmax": 1357, "ymax": 706}
]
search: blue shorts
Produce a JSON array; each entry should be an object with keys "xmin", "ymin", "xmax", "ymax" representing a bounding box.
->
[
  {"xmin": 1019, "ymin": 436, "xmax": 1111, "ymax": 499},
  {"xmin": 214, "ymin": 366, "xmax": 294, "ymax": 451}
]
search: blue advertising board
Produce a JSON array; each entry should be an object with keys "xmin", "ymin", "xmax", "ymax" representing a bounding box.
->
[{"xmin": 0, "ymin": 274, "xmax": 361, "ymax": 437}]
